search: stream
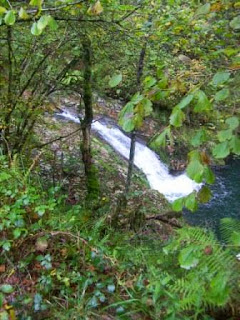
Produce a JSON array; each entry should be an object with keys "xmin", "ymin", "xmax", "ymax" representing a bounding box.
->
[
  {"xmin": 58, "ymin": 110, "xmax": 240, "ymax": 230},
  {"xmin": 58, "ymin": 110, "xmax": 201, "ymax": 202}
]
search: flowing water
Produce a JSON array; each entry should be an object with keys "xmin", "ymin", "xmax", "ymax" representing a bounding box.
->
[
  {"xmin": 57, "ymin": 110, "xmax": 239, "ymax": 229},
  {"xmin": 58, "ymin": 110, "xmax": 201, "ymax": 202}
]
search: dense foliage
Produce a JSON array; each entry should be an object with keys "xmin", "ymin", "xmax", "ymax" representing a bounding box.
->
[{"xmin": 0, "ymin": 0, "xmax": 239, "ymax": 319}]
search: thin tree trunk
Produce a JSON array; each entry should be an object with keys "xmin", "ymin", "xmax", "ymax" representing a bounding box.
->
[
  {"xmin": 125, "ymin": 40, "xmax": 148, "ymax": 195},
  {"xmin": 80, "ymin": 35, "xmax": 99, "ymax": 201},
  {"xmin": 112, "ymin": 36, "xmax": 149, "ymax": 225},
  {"xmin": 2, "ymin": 27, "xmax": 13, "ymax": 155}
]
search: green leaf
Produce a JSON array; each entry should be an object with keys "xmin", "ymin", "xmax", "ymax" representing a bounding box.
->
[
  {"xmin": 230, "ymin": 231, "xmax": 240, "ymax": 246},
  {"xmin": 0, "ymin": 284, "xmax": 14, "ymax": 294},
  {"xmin": 0, "ymin": 172, "xmax": 11, "ymax": 182},
  {"xmin": 31, "ymin": 22, "xmax": 42, "ymax": 36},
  {"xmin": 0, "ymin": 293, "xmax": 4, "ymax": 308},
  {"xmin": 109, "ymin": 73, "xmax": 122, "ymax": 88},
  {"xmin": 172, "ymin": 197, "xmax": 184, "ymax": 212},
  {"xmin": 204, "ymin": 166, "xmax": 215, "ymax": 184},
  {"xmin": 141, "ymin": 98, "xmax": 152, "ymax": 116},
  {"xmin": 48, "ymin": 16, "xmax": 58, "ymax": 30},
  {"xmin": 157, "ymin": 76, "xmax": 168, "ymax": 89},
  {"xmin": 131, "ymin": 92, "xmax": 144, "ymax": 104},
  {"xmin": 19, "ymin": 7, "xmax": 29, "ymax": 20},
  {"xmin": 30, "ymin": 0, "xmax": 43, "ymax": 7},
  {"xmin": 119, "ymin": 102, "xmax": 135, "ymax": 132},
  {"xmin": 37, "ymin": 15, "xmax": 50, "ymax": 31},
  {"xmin": 119, "ymin": 102, "xmax": 134, "ymax": 120},
  {"xmin": 188, "ymin": 150, "xmax": 202, "ymax": 161},
  {"xmin": 198, "ymin": 186, "xmax": 211, "ymax": 203},
  {"xmin": 213, "ymin": 141, "xmax": 230, "ymax": 159},
  {"xmin": 230, "ymin": 16, "xmax": 240, "ymax": 30},
  {"xmin": 133, "ymin": 113, "xmax": 143, "ymax": 128},
  {"xmin": 169, "ymin": 107, "xmax": 185, "ymax": 127},
  {"xmin": 214, "ymin": 88, "xmax": 229, "ymax": 102},
  {"xmin": 186, "ymin": 160, "xmax": 204, "ymax": 183},
  {"xmin": 185, "ymin": 193, "xmax": 198, "ymax": 212},
  {"xmin": 217, "ymin": 129, "xmax": 233, "ymax": 142},
  {"xmin": 153, "ymin": 89, "xmax": 169, "ymax": 101},
  {"xmin": 143, "ymin": 76, "xmax": 157, "ymax": 89},
  {"xmin": 122, "ymin": 118, "xmax": 135, "ymax": 132},
  {"xmin": 178, "ymin": 246, "xmax": 200, "ymax": 270},
  {"xmin": 4, "ymin": 10, "xmax": 16, "ymax": 26},
  {"xmin": 2, "ymin": 241, "xmax": 11, "ymax": 251},
  {"xmin": 207, "ymin": 274, "xmax": 229, "ymax": 305},
  {"xmin": 195, "ymin": 3, "xmax": 210, "ymax": 16},
  {"xmin": 151, "ymin": 129, "xmax": 168, "ymax": 148},
  {"xmin": 230, "ymin": 136, "xmax": 240, "ymax": 155},
  {"xmin": 226, "ymin": 116, "xmax": 239, "ymax": 130},
  {"xmin": 13, "ymin": 228, "xmax": 21, "ymax": 239},
  {"xmin": 193, "ymin": 90, "xmax": 211, "ymax": 112},
  {"xmin": 223, "ymin": 48, "xmax": 238, "ymax": 57},
  {"xmin": 212, "ymin": 71, "xmax": 230, "ymax": 87},
  {"xmin": 191, "ymin": 129, "xmax": 207, "ymax": 147},
  {"xmin": 35, "ymin": 205, "xmax": 47, "ymax": 217},
  {"xmin": 177, "ymin": 94, "xmax": 194, "ymax": 109}
]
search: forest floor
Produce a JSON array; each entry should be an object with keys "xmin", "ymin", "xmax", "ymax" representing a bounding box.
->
[
  {"xmin": 1, "ymin": 97, "xmax": 233, "ymax": 319},
  {"xmin": 0, "ymin": 96, "xmax": 188, "ymax": 320}
]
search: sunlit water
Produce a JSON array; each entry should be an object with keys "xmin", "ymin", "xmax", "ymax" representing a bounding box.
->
[{"xmin": 57, "ymin": 110, "xmax": 201, "ymax": 202}]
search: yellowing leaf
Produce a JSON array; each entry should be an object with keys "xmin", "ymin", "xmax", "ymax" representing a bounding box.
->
[
  {"xmin": 19, "ymin": 7, "xmax": 29, "ymax": 20},
  {"xmin": 88, "ymin": 0, "xmax": 103, "ymax": 15},
  {"xmin": 0, "ymin": 6, "xmax": 7, "ymax": 15}
]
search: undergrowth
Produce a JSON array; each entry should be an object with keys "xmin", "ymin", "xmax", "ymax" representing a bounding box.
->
[{"xmin": 0, "ymin": 156, "xmax": 240, "ymax": 320}]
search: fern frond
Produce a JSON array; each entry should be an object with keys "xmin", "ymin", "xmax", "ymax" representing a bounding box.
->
[{"xmin": 220, "ymin": 218, "xmax": 240, "ymax": 247}]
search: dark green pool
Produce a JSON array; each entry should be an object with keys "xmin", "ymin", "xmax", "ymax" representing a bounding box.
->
[{"xmin": 184, "ymin": 159, "xmax": 240, "ymax": 231}]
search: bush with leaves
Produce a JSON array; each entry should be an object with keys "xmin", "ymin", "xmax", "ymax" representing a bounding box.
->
[{"xmin": 0, "ymin": 155, "xmax": 58, "ymax": 253}]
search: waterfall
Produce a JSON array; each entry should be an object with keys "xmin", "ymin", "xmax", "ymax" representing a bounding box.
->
[{"xmin": 57, "ymin": 110, "xmax": 201, "ymax": 202}]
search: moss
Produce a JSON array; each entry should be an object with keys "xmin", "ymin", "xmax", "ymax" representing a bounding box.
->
[{"xmin": 86, "ymin": 164, "xmax": 100, "ymax": 202}]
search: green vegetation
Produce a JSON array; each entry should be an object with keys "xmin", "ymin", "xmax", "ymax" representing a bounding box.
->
[{"xmin": 0, "ymin": 0, "xmax": 239, "ymax": 319}]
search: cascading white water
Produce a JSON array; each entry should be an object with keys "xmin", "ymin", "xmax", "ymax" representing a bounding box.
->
[{"xmin": 58, "ymin": 110, "xmax": 201, "ymax": 202}]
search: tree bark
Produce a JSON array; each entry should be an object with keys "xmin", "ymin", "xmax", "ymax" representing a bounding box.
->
[
  {"xmin": 2, "ymin": 27, "xmax": 13, "ymax": 156},
  {"xmin": 80, "ymin": 35, "xmax": 99, "ymax": 201},
  {"xmin": 125, "ymin": 40, "xmax": 148, "ymax": 196}
]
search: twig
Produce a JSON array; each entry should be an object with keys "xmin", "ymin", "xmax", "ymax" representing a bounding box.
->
[
  {"xmin": 36, "ymin": 127, "xmax": 81, "ymax": 149},
  {"xmin": 116, "ymin": 5, "xmax": 141, "ymax": 23}
]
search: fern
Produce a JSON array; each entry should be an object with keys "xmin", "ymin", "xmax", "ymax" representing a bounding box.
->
[
  {"xmin": 163, "ymin": 224, "xmax": 239, "ymax": 313},
  {"xmin": 220, "ymin": 218, "xmax": 240, "ymax": 247}
]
